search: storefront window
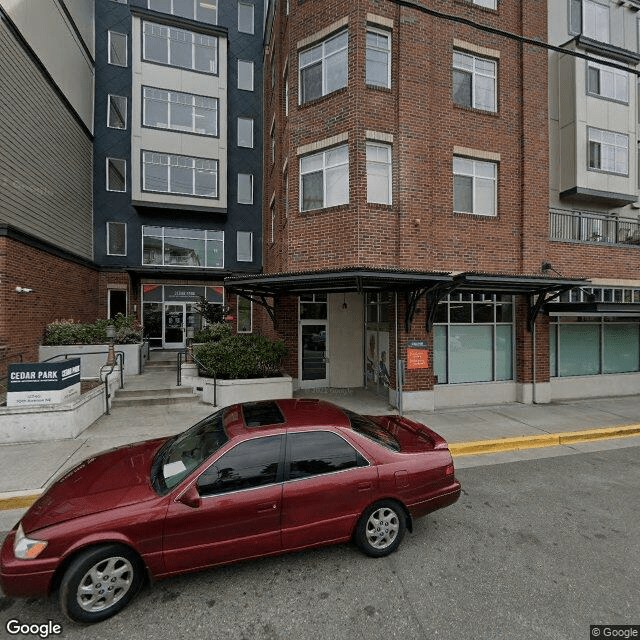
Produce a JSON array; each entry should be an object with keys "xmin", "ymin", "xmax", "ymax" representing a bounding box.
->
[{"xmin": 433, "ymin": 293, "xmax": 514, "ymax": 384}]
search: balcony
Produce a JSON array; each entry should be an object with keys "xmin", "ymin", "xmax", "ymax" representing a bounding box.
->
[{"xmin": 550, "ymin": 208, "xmax": 640, "ymax": 246}]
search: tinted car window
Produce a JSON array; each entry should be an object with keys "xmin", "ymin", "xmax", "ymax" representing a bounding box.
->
[
  {"xmin": 342, "ymin": 409, "xmax": 400, "ymax": 452},
  {"xmin": 197, "ymin": 435, "xmax": 283, "ymax": 497},
  {"xmin": 287, "ymin": 431, "xmax": 367, "ymax": 480}
]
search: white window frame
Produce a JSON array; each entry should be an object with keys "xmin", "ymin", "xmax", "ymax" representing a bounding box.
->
[
  {"xmin": 142, "ymin": 151, "xmax": 218, "ymax": 197},
  {"xmin": 237, "ymin": 231, "xmax": 253, "ymax": 262},
  {"xmin": 238, "ymin": 60, "xmax": 254, "ymax": 91},
  {"xmin": 238, "ymin": 2, "xmax": 255, "ymax": 34},
  {"xmin": 472, "ymin": 0, "xmax": 497, "ymax": 8},
  {"xmin": 108, "ymin": 31, "xmax": 127, "ymax": 67},
  {"xmin": 586, "ymin": 60, "xmax": 629, "ymax": 103},
  {"xmin": 142, "ymin": 21, "xmax": 218, "ymax": 74},
  {"xmin": 106, "ymin": 158, "xmax": 127, "ymax": 192},
  {"xmin": 143, "ymin": 87, "xmax": 218, "ymax": 136},
  {"xmin": 299, "ymin": 144, "xmax": 349, "ymax": 212},
  {"xmin": 237, "ymin": 173, "xmax": 253, "ymax": 204},
  {"xmin": 365, "ymin": 28, "xmax": 391, "ymax": 89},
  {"xmin": 453, "ymin": 156, "xmax": 497, "ymax": 217},
  {"xmin": 237, "ymin": 116, "xmax": 254, "ymax": 147},
  {"xmin": 106, "ymin": 221, "xmax": 127, "ymax": 256},
  {"xmin": 107, "ymin": 95, "xmax": 127, "ymax": 129},
  {"xmin": 366, "ymin": 142, "xmax": 392, "ymax": 205},
  {"xmin": 588, "ymin": 127, "xmax": 629, "ymax": 175},
  {"xmin": 299, "ymin": 30, "xmax": 348, "ymax": 105},
  {"xmin": 583, "ymin": 0, "xmax": 610, "ymax": 43},
  {"xmin": 147, "ymin": 0, "xmax": 217, "ymax": 23},
  {"xmin": 453, "ymin": 51, "xmax": 497, "ymax": 112},
  {"xmin": 237, "ymin": 295, "xmax": 253, "ymax": 333}
]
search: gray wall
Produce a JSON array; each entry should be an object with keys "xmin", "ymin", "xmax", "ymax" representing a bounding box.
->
[{"xmin": 0, "ymin": 14, "xmax": 94, "ymax": 260}]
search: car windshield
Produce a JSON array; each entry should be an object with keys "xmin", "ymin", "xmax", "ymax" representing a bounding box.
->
[
  {"xmin": 151, "ymin": 409, "xmax": 230, "ymax": 495},
  {"xmin": 343, "ymin": 409, "xmax": 400, "ymax": 452}
]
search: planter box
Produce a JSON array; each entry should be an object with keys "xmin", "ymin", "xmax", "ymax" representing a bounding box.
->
[
  {"xmin": 39, "ymin": 343, "xmax": 146, "ymax": 378},
  {"xmin": 202, "ymin": 375, "xmax": 293, "ymax": 408},
  {"xmin": 0, "ymin": 369, "xmax": 122, "ymax": 443}
]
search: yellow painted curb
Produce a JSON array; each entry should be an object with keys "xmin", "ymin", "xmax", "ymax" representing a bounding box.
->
[
  {"xmin": 450, "ymin": 423, "xmax": 640, "ymax": 457},
  {"xmin": 0, "ymin": 493, "xmax": 41, "ymax": 511}
]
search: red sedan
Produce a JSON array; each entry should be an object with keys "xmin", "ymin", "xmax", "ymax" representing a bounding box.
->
[{"xmin": 0, "ymin": 399, "xmax": 460, "ymax": 624}]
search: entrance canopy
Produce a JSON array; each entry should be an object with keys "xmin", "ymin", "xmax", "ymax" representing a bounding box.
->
[{"xmin": 225, "ymin": 268, "xmax": 586, "ymax": 331}]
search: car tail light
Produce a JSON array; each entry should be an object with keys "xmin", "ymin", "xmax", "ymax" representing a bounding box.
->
[{"xmin": 445, "ymin": 464, "xmax": 455, "ymax": 476}]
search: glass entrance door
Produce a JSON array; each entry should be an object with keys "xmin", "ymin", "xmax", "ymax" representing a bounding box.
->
[
  {"xmin": 299, "ymin": 322, "xmax": 328, "ymax": 388},
  {"xmin": 164, "ymin": 303, "xmax": 186, "ymax": 348}
]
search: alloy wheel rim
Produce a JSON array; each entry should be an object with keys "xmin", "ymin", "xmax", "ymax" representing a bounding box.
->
[
  {"xmin": 365, "ymin": 507, "xmax": 399, "ymax": 549},
  {"xmin": 76, "ymin": 556, "xmax": 134, "ymax": 612}
]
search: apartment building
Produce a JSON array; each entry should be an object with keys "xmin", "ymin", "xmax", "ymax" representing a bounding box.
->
[
  {"xmin": 0, "ymin": 0, "xmax": 96, "ymax": 374},
  {"xmin": 94, "ymin": 0, "xmax": 263, "ymax": 349},
  {"xmin": 226, "ymin": 0, "xmax": 640, "ymax": 409}
]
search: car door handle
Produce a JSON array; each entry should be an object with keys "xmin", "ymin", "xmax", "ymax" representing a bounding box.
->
[
  {"xmin": 357, "ymin": 482, "xmax": 372, "ymax": 491},
  {"xmin": 257, "ymin": 503, "xmax": 278, "ymax": 513}
]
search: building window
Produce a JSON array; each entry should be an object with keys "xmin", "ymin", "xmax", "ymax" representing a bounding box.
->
[
  {"xmin": 270, "ymin": 201, "xmax": 275, "ymax": 242},
  {"xmin": 433, "ymin": 293, "xmax": 514, "ymax": 384},
  {"xmin": 238, "ymin": 2, "xmax": 254, "ymax": 34},
  {"xmin": 571, "ymin": 0, "xmax": 609, "ymax": 42},
  {"xmin": 142, "ymin": 226, "xmax": 223, "ymax": 268},
  {"xmin": 588, "ymin": 128, "xmax": 628, "ymax": 175},
  {"xmin": 143, "ymin": 21, "xmax": 217, "ymax": 74},
  {"xmin": 453, "ymin": 51, "xmax": 497, "ymax": 112},
  {"xmin": 237, "ymin": 231, "xmax": 253, "ymax": 262},
  {"xmin": 143, "ymin": 87, "xmax": 218, "ymax": 136},
  {"xmin": 238, "ymin": 60, "xmax": 254, "ymax": 91},
  {"xmin": 237, "ymin": 117, "xmax": 254, "ymax": 147},
  {"xmin": 299, "ymin": 30, "xmax": 348, "ymax": 104},
  {"xmin": 587, "ymin": 60, "xmax": 628, "ymax": 103},
  {"xmin": 472, "ymin": 0, "xmax": 497, "ymax": 8},
  {"xmin": 366, "ymin": 142, "xmax": 392, "ymax": 204},
  {"xmin": 147, "ymin": 0, "xmax": 217, "ymax": 24},
  {"xmin": 237, "ymin": 173, "xmax": 253, "ymax": 204},
  {"xmin": 284, "ymin": 169, "xmax": 289, "ymax": 217},
  {"xmin": 107, "ymin": 222, "xmax": 127, "ymax": 256},
  {"xmin": 142, "ymin": 151, "xmax": 218, "ymax": 197},
  {"xmin": 107, "ymin": 95, "xmax": 127, "ymax": 129},
  {"xmin": 453, "ymin": 156, "xmax": 497, "ymax": 216},
  {"xmin": 107, "ymin": 158, "xmax": 126, "ymax": 192},
  {"xmin": 237, "ymin": 296, "xmax": 252, "ymax": 333},
  {"xmin": 270, "ymin": 121, "xmax": 276, "ymax": 163},
  {"xmin": 550, "ymin": 316, "xmax": 640, "ymax": 377},
  {"xmin": 366, "ymin": 29, "xmax": 391, "ymax": 88},
  {"xmin": 300, "ymin": 144, "xmax": 349, "ymax": 211},
  {"xmin": 108, "ymin": 31, "xmax": 127, "ymax": 66},
  {"xmin": 284, "ymin": 73, "xmax": 289, "ymax": 116}
]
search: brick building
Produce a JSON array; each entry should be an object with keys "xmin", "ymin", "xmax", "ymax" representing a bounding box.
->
[{"xmin": 226, "ymin": 0, "xmax": 640, "ymax": 409}]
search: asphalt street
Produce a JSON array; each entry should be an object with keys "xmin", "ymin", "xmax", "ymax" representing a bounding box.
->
[{"xmin": 1, "ymin": 444, "xmax": 638, "ymax": 640}]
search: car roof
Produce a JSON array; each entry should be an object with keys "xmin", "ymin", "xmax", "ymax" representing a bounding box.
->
[{"xmin": 222, "ymin": 399, "xmax": 351, "ymax": 439}]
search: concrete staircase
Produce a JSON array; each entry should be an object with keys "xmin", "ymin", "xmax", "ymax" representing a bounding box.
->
[{"xmin": 111, "ymin": 349, "xmax": 201, "ymax": 407}]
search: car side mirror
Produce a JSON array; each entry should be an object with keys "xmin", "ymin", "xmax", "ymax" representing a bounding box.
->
[{"xmin": 177, "ymin": 484, "xmax": 201, "ymax": 509}]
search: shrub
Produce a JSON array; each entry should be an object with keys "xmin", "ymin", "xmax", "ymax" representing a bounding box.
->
[
  {"xmin": 43, "ymin": 314, "xmax": 142, "ymax": 345},
  {"xmin": 192, "ymin": 322, "xmax": 232, "ymax": 343},
  {"xmin": 194, "ymin": 334, "xmax": 286, "ymax": 379}
]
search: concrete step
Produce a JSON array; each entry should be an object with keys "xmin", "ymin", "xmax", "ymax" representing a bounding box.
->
[
  {"xmin": 116, "ymin": 387, "xmax": 194, "ymax": 398},
  {"xmin": 111, "ymin": 392, "xmax": 201, "ymax": 407},
  {"xmin": 145, "ymin": 362, "xmax": 176, "ymax": 370}
]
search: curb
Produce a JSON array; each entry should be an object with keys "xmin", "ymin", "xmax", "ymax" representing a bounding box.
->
[
  {"xmin": 1, "ymin": 424, "xmax": 639, "ymax": 512},
  {"xmin": 449, "ymin": 423, "xmax": 640, "ymax": 457}
]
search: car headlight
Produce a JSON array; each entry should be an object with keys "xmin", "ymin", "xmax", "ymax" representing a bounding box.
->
[{"xmin": 13, "ymin": 523, "xmax": 48, "ymax": 560}]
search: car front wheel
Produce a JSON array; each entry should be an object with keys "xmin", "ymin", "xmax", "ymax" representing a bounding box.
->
[
  {"xmin": 355, "ymin": 500, "xmax": 406, "ymax": 558},
  {"xmin": 59, "ymin": 544, "xmax": 144, "ymax": 624}
]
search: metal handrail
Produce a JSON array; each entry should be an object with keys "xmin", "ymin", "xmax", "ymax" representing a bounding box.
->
[
  {"xmin": 550, "ymin": 208, "xmax": 640, "ymax": 246},
  {"xmin": 177, "ymin": 350, "xmax": 217, "ymax": 406},
  {"xmin": 98, "ymin": 352, "xmax": 125, "ymax": 415}
]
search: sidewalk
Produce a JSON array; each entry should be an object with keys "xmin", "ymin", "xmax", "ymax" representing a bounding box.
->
[{"xmin": 1, "ymin": 382, "xmax": 640, "ymax": 512}]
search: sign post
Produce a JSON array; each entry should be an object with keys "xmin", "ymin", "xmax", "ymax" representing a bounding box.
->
[{"xmin": 7, "ymin": 359, "xmax": 81, "ymax": 407}]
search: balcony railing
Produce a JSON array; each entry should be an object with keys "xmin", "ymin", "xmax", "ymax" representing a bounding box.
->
[{"xmin": 550, "ymin": 208, "xmax": 640, "ymax": 247}]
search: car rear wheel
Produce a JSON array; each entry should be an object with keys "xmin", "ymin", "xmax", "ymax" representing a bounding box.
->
[
  {"xmin": 355, "ymin": 500, "xmax": 406, "ymax": 558},
  {"xmin": 59, "ymin": 544, "xmax": 144, "ymax": 623}
]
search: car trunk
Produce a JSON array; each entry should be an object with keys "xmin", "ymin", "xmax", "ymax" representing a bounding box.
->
[{"xmin": 368, "ymin": 415, "xmax": 451, "ymax": 453}]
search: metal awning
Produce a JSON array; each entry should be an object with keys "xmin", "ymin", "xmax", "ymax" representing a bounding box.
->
[
  {"xmin": 547, "ymin": 302, "xmax": 640, "ymax": 317},
  {"xmin": 224, "ymin": 268, "xmax": 587, "ymax": 331}
]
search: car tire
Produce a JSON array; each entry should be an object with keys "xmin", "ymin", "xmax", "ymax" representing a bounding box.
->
[
  {"xmin": 355, "ymin": 500, "xmax": 406, "ymax": 558},
  {"xmin": 59, "ymin": 544, "xmax": 144, "ymax": 624}
]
